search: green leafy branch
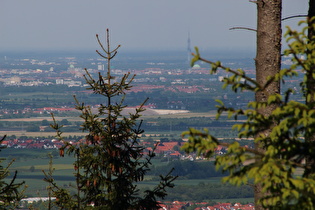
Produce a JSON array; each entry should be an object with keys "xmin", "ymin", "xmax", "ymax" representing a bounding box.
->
[{"xmin": 183, "ymin": 20, "xmax": 315, "ymax": 208}]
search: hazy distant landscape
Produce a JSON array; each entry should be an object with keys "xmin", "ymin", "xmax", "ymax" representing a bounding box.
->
[
  {"xmin": 0, "ymin": 51, "xmax": 260, "ymax": 207},
  {"xmin": 0, "ymin": 0, "xmax": 311, "ymax": 209},
  {"xmin": 0, "ymin": 48, "xmax": 303, "ymax": 210}
]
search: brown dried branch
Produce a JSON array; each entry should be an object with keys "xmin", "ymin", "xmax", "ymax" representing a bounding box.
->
[
  {"xmin": 282, "ymin": 15, "xmax": 307, "ymax": 21},
  {"xmin": 229, "ymin": 27, "xmax": 257, "ymax": 32}
]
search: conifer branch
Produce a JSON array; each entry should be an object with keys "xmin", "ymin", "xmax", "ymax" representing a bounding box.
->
[{"xmin": 96, "ymin": 34, "xmax": 109, "ymax": 58}]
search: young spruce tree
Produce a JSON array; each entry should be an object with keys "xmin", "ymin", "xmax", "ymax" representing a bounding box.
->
[
  {"xmin": 0, "ymin": 135, "xmax": 25, "ymax": 208},
  {"xmin": 48, "ymin": 29, "xmax": 176, "ymax": 210}
]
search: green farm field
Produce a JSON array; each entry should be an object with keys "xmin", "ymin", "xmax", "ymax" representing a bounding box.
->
[
  {"xmin": 2, "ymin": 148, "xmax": 254, "ymax": 202},
  {"xmin": 2, "ymin": 151, "xmax": 76, "ymax": 197}
]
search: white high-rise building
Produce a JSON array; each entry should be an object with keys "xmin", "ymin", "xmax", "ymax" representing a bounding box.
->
[{"xmin": 98, "ymin": 64, "xmax": 104, "ymax": 71}]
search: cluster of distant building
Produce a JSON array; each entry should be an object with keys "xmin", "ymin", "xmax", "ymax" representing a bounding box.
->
[
  {"xmin": 2, "ymin": 138, "xmax": 63, "ymax": 149},
  {"xmin": 1, "ymin": 137, "xmax": 229, "ymax": 162},
  {"xmin": 19, "ymin": 198, "xmax": 255, "ymax": 209},
  {"xmin": 160, "ymin": 201, "xmax": 255, "ymax": 210}
]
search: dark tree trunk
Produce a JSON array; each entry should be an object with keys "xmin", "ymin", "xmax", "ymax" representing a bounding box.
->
[
  {"xmin": 309, "ymin": 0, "xmax": 315, "ymax": 21},
  {"xmin": 255, "ymin": 0, "xmax": 282, "ymax": 209},
  {"xmin": 305, "ymin": 0, "xmax": 315, "ymax": 176}
]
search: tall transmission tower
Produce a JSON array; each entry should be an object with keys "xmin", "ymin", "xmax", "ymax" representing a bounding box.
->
[{"xmin": 187, "ymin": 31, "xmax": 192, "ymax": 63}]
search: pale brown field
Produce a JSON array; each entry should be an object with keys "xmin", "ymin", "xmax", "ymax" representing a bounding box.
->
[
  {"xmin": 1, "ymin": 131, "xmax": 87, "ymax": 138},
  {"xmin": 0, "ymin": 117, "xmax": 82, "ymax": 122},
  {"xmin": 0, "ymin": 110, "xmax": 219, "ymax": 137}
]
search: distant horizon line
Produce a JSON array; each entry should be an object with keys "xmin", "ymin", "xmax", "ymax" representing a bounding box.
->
[{"xmin": 0, "ymin": 47, "xmax": 255, "ymax": 58}]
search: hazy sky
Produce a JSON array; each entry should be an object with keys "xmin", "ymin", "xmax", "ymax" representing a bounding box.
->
[{"xmin": 0, "ymin": 1, "xmax": 308, "ymax": 53}]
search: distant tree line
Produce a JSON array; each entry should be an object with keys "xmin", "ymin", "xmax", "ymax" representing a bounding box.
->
[
  {"xmin": 165, "ymin": 182, "xmax": 253, "ymax": 202},
  {"xmin": 148, "ymin": 160, "xmax": 228, "ymax": 179}
]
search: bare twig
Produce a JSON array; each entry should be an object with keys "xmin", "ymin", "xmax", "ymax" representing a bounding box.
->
[
  {"xmin": 282, "ymin": 15, "xmax": 307, "ymax": 21},
  {"xmin": 229, "ymin": 27, "xmax": 257, "ymax": 32}
]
